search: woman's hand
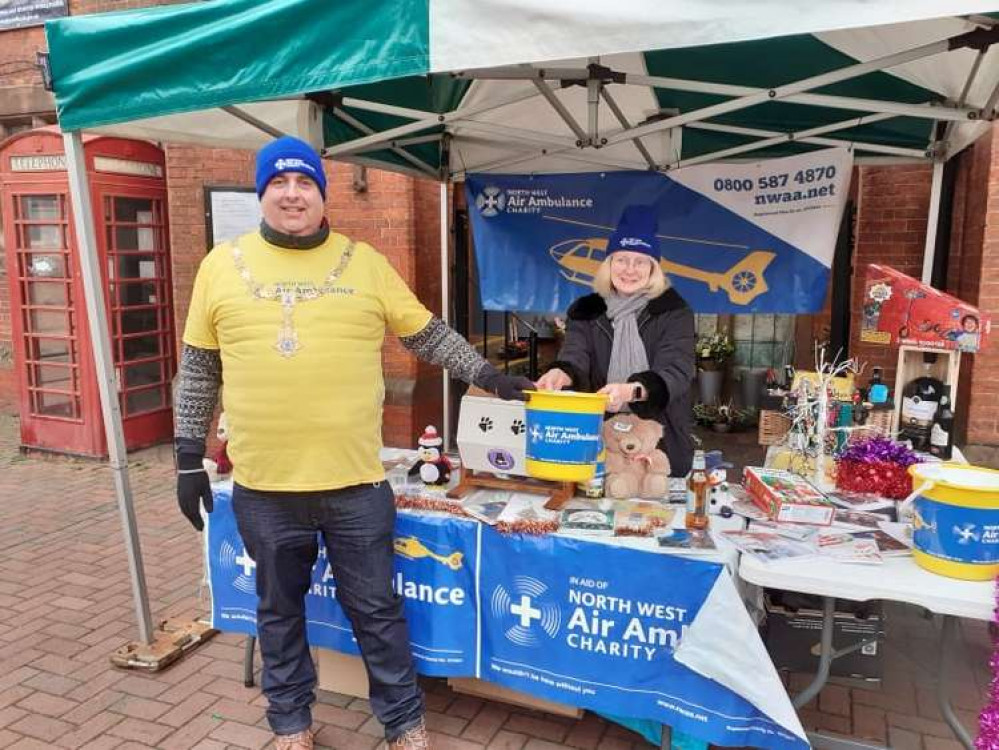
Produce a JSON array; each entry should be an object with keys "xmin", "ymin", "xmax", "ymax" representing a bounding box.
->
[
  {"xmin": 598, "ymin": 382, "xmax": 640, "ymax": 412},
  {"xmin": 536, "ymin": 368, "xmax": 572, "ymax": 391}
]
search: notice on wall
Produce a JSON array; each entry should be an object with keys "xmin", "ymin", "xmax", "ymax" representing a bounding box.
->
[
  {"xmin": 206, "ymin": 188, "xmax": 261, "ymax": 249},
  {"xmin": 0, "ymin": 0, "xmax": 68, "ymax": 31}
]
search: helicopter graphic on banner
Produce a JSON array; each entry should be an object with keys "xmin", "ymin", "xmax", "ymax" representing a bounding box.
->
[{"xmin": 466, "ymin": 148, "xmax": 851, "ymax": 314}]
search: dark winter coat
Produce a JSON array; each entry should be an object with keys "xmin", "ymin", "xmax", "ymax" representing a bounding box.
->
[{"xmin": 551, "ymin": 289, "xmax": 696, "ymax": 476}]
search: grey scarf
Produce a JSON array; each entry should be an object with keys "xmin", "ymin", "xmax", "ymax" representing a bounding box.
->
[{"xmin": 604, "ymin": 292, "xmax": 650, "ymax": 388}]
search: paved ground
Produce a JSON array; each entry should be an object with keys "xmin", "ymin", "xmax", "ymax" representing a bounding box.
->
[{"xmin": 0, "ymin": 413, "xmax": 990, "ymax": 750}]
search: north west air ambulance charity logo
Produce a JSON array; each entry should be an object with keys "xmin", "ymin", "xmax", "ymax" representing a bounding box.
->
[
  {"xmin": 218, "ymin": 537, "xmax": 257, "ymax": 594},
  {"xmin": 274, "ymin": 157, "xmax": 316, "ymax": 174},
  {"xmin": 491, "ymin": 575, "xmax": 561, "ymax": 647},
  {"xmin": 475, "ymin": 186, "xmax": 506, "ymax": 217},
  {"xmin": 954, "ymin": 523, "xmax": 980, "ymax": 545}
]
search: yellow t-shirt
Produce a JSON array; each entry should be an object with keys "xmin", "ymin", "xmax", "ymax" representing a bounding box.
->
[{"xmin": 183, "ymin": 231, "xmax": 432, "ymax": 491}]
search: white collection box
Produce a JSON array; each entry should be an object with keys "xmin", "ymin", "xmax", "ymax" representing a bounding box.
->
[{"xmin": 456, "ymin": 394, "xmax": 528, "ymax": 477}]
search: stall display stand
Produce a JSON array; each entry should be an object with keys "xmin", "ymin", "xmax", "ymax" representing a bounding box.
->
[
  {"xmin": 892, "ymin": 345, "xmax": 961, "ymax": 436},
  {"xmin": 446, "ymin": 470, "xmax": 575, "ymax": 510},
  {"xmin": 109, "ymin": 619, "xmax": 218, "ymax": 672}
]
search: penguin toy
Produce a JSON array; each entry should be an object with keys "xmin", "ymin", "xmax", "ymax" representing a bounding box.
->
[{"xmin": 409, "ymin": 425, "xmax": 452, "ymax": 486}]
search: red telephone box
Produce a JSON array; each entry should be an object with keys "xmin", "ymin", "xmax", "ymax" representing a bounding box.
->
[{"xmin": 0, "ymin": 130, "xmax": 175, "ymax": 457}]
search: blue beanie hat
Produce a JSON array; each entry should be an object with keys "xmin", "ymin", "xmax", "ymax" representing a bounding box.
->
[
  {"xmin": 606, "ymin": 205, "xmax": 660, "ymax": 260},
  {"xmin": 255, "ymin": 136, "xmax": 326, "ymax": 199}
]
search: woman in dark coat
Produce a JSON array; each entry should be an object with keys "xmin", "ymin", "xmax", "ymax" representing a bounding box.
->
[{"xmin": 536, "ymin": 205, "xmax": 696, "ymax": 476}]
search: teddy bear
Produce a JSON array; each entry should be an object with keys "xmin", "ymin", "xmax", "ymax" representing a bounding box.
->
[{"xmin": 602, "ymin": 414, "xmax": 670, "ymax": 499}]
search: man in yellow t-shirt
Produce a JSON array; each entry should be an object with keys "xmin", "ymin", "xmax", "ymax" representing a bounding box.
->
[{"xmin": 174, "ymin": 136, "xmax": 531, "ymax": 750}]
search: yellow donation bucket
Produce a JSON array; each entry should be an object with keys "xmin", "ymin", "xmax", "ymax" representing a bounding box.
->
[
  {"xmin": 524, "ymin": 391, "xmax": 607, "ymax": 482},
  {"xmin": 908, "ymin": 463, "xmax": 999, "ymax": 580}
]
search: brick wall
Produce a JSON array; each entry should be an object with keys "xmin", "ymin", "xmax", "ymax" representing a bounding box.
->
[
  {"xmin": 411, "ymin": 178, "xmax": 447, "ymax": 440},
  {"xmin": 0, "ymin": 23, "xmax": 45, "ymax": 413},
  {"xmin": 0, "ymin": 0, "xmax": 189, "ymax": 89},
  {"xmin": 0, "ymin": 27, "xmax": 44, "ymax": 87},
  {"xmin": 849, "ymin": 163, "xmax": 934, "ymax": 386},
  {"xmin": 947, "ymin": 131, "xmax": 992, "ymax": 447},
  {"xmin": 165, "ymin": 145, "xmax": 256, "ymax": 341},
  {"xmin": 69, "ymin": 0, "xmax": 188, "ymax": 12},
  {"xmin": 326, "ymin": 163, "xmax": 443, "ymax": 448},
  {"xmin": 963, "ymin": 125, "xmax": 999, "ymax": 447},
  {"xmin": 845, "ymin": 131, "xmax": 999, "ymax": 452}
]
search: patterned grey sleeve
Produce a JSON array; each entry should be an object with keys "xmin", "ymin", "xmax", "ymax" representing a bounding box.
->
[
  {"xmin": 399, "ymin": 316, "xmax": 489, "ymax": 384},
  {"xmin": 173, "ymin": 344, "xmax": 222, "ymax": 446}
]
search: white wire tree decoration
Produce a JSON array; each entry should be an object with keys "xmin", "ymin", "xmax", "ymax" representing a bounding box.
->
[{"xmin": 782, "ymin": 345, "xmax": 865, "ymax": 487}]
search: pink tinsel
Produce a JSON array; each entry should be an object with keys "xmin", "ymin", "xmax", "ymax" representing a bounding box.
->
[{"xmin": 977, "ymin": 576, "xmax": 999, "ymax": 750}]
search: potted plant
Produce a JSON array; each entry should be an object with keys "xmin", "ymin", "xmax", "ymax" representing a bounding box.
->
[
  {"xmin": 695, "ymin": 332, "xmax": 735, "ymax": 404},
  {"xmin": 693, "ymin": 400, "xmax": 752, "ymax": 433},
  {"xmin": 692, "ymin": 401, "xmax": 721, "ymax": 428}
]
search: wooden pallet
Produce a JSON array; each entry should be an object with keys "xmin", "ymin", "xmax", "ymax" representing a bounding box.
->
[{"xmin": 446, "ymin": 469, "xmax": 575, "ymax": 510}]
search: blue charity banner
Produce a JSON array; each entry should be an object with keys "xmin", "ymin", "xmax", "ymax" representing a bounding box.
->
[
  {"xmin": 466, "ymin": 147, "xmax": 853, "ymax": 314},
  {"xmin": 206, "ymin": 485, "xmax": 479, "ymax": 676},
  {"xmin": 479, "ymin": 528, "xmax": 807, "ymax": 750}
]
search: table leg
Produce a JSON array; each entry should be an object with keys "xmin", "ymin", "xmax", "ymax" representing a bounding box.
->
[
  {"xmin": 793, "ymin": 597, "xmax": 836, "ymax": 709},
  {"xmin": 807, "ymin": 731, "xmax": 888, "ymax": 750},
  {"xmin": 244, "ymin": 636, "xmax": 256, "ymax": 688},
  {"xmin": 660, "ymin": 723, "xmax": 671, "ymax": 750},
  {"xmin": 937, "ymin": 616, "xmax": 973, "ymax": 750}
]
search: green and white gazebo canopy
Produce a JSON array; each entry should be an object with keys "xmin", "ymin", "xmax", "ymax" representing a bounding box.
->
[{"xmin": 46, "ymin": 0, "xmax": 999, "ymax": 179}]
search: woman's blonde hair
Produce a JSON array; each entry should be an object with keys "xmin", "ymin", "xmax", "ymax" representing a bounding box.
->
[{"xmin": 592, "ymin": 255, "xmax": 670, "ymax": 299}]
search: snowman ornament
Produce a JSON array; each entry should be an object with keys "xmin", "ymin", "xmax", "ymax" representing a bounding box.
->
[
  {"xmin": 409, "ymin": 425, "xmax": 452, "ymax": 486},
  {"xmin": 707, "ymin": 467, "xmax": 729, "ymax": 515}
]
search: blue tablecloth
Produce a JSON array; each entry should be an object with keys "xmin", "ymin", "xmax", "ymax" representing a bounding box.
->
[{"xmin": 206, "ymin": 484, "xmax": 806, "ymax": 750}]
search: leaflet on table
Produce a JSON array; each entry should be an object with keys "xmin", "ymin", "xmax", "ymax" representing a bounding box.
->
[
  {"xmin": 816, "ymin": 532, "xmax": 883, "ymax": 564},
  {"xmin": 718, "ymin": 530, "xmax": 815, "ymax": 562},
  {"xmin": 853, "ymin": 526, "xmax": 912, "ymax": 557},
  {"xmin": 496, "ymin": 495, "xmax": 560, "ymax": 525},
  {"xmin": 561, "ymin": 507, "xmax": 616, "ymax": 535},
  {"xmin": 730, "ymin": 498, "xmax": 771, "ymax": 522},
  {"xmin": 461, "ymin": 489, "xmax": 514, "ymax": 525},
  {"xmin": 830, "ymin": 509, "xmax": 885, "ymax": 532},
  {"xmin": 655, "ymin": 528, "xmax": 718, "ymax": 553},
  {"xmin": 614, "ymin": 509, "xmax": 670, "ymax": 537},
  {"xmin": 824, "ymin": 490, "xmax": 896, "ymax": 516},
  {"xmin": 560, "ymin": 498, "xmax": 677, "ymax": 537},
  {"xmin": 750, "ymin": 519, "xmax": 820, "ymax": 542}
]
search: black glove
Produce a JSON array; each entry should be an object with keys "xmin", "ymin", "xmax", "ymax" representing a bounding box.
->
[
  {"xmin": 477, "ymin": 368, "xmax": 535, "ymax": 401},
  {"xmin": 176, "ymin": 452, "xmax": 214, "ymax": 531}
]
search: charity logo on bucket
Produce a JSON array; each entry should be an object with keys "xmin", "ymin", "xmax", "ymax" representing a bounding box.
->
[{"xmin": 913, "ymin": 498, "xmax": 999, "ymax": 564}]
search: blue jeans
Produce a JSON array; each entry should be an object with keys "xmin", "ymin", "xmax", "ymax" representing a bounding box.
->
[{"xmin": 232, "ymin": 481, "xmax": 424, "ymax": 740}]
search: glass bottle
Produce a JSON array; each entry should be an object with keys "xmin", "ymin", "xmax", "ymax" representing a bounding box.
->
[
  {"xmin": 929, "ymin": 386, "xmax": 954, "ymax": 461},
  {"xmin": 685, "ymin": 450, "xmax": 709, "ymax": 530}
]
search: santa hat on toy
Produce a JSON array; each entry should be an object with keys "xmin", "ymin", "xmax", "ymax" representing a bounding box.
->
[{"xmin": 418, "ymin": 426, "xmax": 443, "ymax": 449}]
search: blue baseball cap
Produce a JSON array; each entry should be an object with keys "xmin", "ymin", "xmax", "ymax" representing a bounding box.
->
[
  {"xmin": 606, "ymin": 205, "xmax": 660, "ymax": 260},
  {"xmin": 255, "ymin": 136, "xmax": 327, "ymax": 199}
]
